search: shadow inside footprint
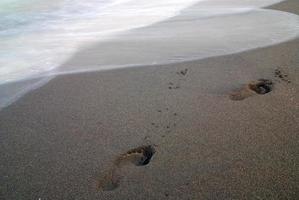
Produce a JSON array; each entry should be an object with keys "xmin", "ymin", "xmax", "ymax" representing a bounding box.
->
[
  {"xmin": 229, "ymin": 79, "xmax": 273, "ymax": 101},
  {"xmin": 124, "ymin": 145, "xmax": 156, "ymax": 166},
  {"xmin": 248, "ymin": 79, "xmax": 273, "ymax": 95}
]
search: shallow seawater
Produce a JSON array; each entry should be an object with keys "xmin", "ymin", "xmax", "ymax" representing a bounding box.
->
[
  {"xmin": 0, "ymin": 0, "xmax": 200, "ymax": 84},
  {"xmin": 0, "ymin": 0, "xmax": 298, "ymax": 109}
]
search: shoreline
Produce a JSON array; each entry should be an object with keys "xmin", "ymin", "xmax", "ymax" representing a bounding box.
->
[
  {"xmin": 0, "ymin": 0, "xmax": 298, "ymax": 199},
  {"xmin": 1, "ymin": 0, "xmax": 299, "ymax": 110}
]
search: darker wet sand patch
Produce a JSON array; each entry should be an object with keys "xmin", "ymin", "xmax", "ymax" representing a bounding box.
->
[
  {"xmin": 229, "ymin": 79, "xmax": 273, "ymax": 101},
  {"xmin": 97, "ymin": 145, "xmax": 156, "ymax": 191}
]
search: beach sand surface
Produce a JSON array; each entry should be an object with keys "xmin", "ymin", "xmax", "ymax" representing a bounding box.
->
[{"xmin": 0, "ymin": 1, "xmax": 299, "ymax": 199}]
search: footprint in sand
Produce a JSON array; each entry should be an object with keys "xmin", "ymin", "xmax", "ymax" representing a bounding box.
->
[
  {"xmin": 229, "ymin": 79, "xmax": 273, "ymax": 101},
  {"xmin": 274, "ymin": 68, "xmax": 291, "ymax": 83},
  {"xmin": 168, "ymin": 68, "xmax": 189, "ymax": 90},
  {"xmin": 97, "ymin": 145, "xmax": 156, "ymax": 191},
  {"xmin": 177, "ymin": 68, "xmax": 188, "ymax": 76}
]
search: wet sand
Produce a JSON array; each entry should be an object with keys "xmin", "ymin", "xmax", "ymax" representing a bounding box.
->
[{"xmin": 0, "ymin": 1, "xmax": 299, "ymax": 199}]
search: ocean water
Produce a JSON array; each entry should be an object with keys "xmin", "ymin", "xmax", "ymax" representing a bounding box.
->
[
  {"xmin": 0, "ymin": 0, "xmax": 298, "ymax": 109},
  {"xmin": 0, "ymin": 0, "xmax": 200, "ymax": 84}
]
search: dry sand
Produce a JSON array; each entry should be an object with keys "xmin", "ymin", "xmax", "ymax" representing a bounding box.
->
[{"xmin": 0, "ymin": 1, "xmax": 299, "ymax": 199}]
